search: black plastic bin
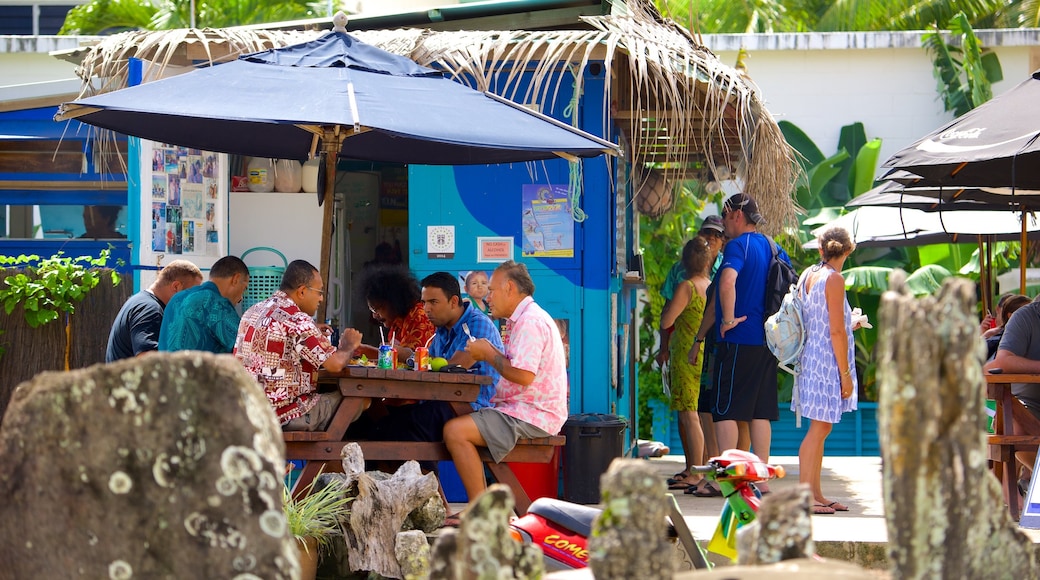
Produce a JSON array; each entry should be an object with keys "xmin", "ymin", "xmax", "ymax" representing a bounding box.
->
[{"xmin": 562, "ymin": 413, "xmax": 628, "ymax": 504}]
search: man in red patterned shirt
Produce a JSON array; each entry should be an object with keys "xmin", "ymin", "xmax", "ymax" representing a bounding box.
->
[{"xmin": 234, "ymin": 260, "xmax": 362, "ymax": 431}]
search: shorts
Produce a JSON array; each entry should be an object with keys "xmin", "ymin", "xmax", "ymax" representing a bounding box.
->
[
  {"xmin": 698, "ymin": 349, "xmax": 715, "ymax": 413},
  {"xmin": 470, "ymin": 407, "xmax": 551, "ymax": 463},
  {"xmin": 283, "ymin": 391, "xmax": 343, "ymax": 432},
  {"xmin": 711, "ymin": 342, "xmax": 779, "ymax": 422}
]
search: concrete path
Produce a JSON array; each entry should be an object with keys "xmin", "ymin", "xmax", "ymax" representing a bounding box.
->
[{"xmin": 650, "ymin": 454, "xmax": 887, "ymax": 543}]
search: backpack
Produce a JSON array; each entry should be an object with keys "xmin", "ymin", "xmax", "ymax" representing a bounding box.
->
[
  {"xmin": 765, "ymin": 239, "xmax": 802, "ymax": 374},
  {"xmin": 764, "ymin": 236, "xmax": 797, "ymax": 318},
  {"xmin": 764, "ymin": 269, "xmax": 808, "ymax": 375}
]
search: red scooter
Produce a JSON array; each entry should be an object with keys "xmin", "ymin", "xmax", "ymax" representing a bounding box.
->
[{"xmin": 508, "ymin": 449, "xmax": 784, "ymax": 571}]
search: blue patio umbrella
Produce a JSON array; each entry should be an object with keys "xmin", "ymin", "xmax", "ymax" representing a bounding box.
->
[
  {"xmin": 56, "ymin": 15, "xmax": 619, "ymax": 317},
  {"xmin": 56, "ymin": 25, "xmax": 618, "ymax": 165}
]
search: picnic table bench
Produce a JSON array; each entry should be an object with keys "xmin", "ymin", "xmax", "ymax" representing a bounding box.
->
[
  {"xmin": 986, "ymin": 372, "xmax": 1040, "ymax": 520},
  {"xmin": 283, "ymin": 366, "xmax": 564, "ymax": 514}
]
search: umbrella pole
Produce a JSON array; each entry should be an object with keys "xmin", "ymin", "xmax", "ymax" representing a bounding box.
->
[
  {"xmin": 1022, "ymin": 206, "xmax": 1028, "ymax": 295},
  {"xmin": 318, "ymin": 132, "xmax": 340, "ymax": 322},
  {"xmin": 978, "ymin": 235, "xmax": 990, "ymax": 316}
]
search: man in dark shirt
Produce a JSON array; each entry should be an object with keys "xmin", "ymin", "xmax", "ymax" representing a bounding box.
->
[{"xmin": 106, "ymin": 260, "xmax": 202, "ymax": 362}]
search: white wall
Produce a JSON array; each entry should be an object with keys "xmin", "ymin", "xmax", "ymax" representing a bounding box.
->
[{"xmin": 702, "ymin": 30, "xmax": 1040, "ymax": 175}]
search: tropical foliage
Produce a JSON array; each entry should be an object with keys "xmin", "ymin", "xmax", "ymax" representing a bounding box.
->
[
  {"xmin": 656, "ymin": 0, "xmax": 1040, "ymax": 34},
  {"xmin": 60, "ymin": 0, "xmax": 339, "ymax": 34},
  {"xmin": 922, "ymin": 12, "xmax": 1003, "ymax": 116},
  {"xmin": 0, "ymin": 250, "xmax": 119, "ymax": 329},
  {"xmin": 283, "ymin": 474, "xmax": 351, "ymax": 553}
]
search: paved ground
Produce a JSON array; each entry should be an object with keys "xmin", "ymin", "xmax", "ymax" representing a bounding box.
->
[
  {"xmin": 649, "ymin": 454, "xmax": 888, "ymax": 543},
  {"xmin": 451, "ymin": 453, "xmax": 1040, "ymax": 570}
]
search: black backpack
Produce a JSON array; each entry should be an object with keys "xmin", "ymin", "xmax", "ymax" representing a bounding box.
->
[{"xmin": 764, "ymin": 236, "xmax": 797, "ymax": 318}]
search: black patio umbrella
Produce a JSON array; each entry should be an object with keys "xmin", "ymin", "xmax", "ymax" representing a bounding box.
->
[
  {"xmin": 845, "ymin": 181, "xmax": 1040, "ymax": 305},
  {"xmin": 882, "ymin": 70, "xmax": 1040, "ymax": 191},
  {"xmin": 56, "ymin": 14, "xmax": 620, "ymax": 318},
  {"xmin": 846, "ymin": 181, "xmax": 1024, "ymax": 213}
]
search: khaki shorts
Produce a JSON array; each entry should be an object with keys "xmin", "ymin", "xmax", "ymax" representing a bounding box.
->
[
  {"xmin": 283, "ymin": 391, "xmax": 343, "ymax": 432},
  {"xmin": 470, "ymin": 407, "xmax": 551, "ymax": 463}
]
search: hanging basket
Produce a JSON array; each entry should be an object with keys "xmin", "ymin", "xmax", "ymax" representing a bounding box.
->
[
  {"xmin": 636, "ymin": 168, "xmax": 674, "ymax": 218},
  {"xmin": 240, "ymin": 246, "xmax": 288, "ymax": 310}
]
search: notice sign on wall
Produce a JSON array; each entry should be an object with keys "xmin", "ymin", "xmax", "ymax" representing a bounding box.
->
[
  {"xmin": 521, "ymin": 184, "xmax": 574, "ymax": 258},
  {"xmin": 427, "ymin": 225, "xmax": 455, "ymax": 259},
  {"xmin": 477, "ymin": 236, "xmax": 514, "ymax": 263}
]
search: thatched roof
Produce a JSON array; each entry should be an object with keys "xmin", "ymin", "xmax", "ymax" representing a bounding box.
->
[{"xmin": 66, "ymin": 0, "xmax": 797, "ymax": 232}]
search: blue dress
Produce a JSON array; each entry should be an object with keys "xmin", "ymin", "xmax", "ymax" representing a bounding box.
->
[{"xmin": 793, "ymin": 270, "xmax": 858, "ymax": 423}]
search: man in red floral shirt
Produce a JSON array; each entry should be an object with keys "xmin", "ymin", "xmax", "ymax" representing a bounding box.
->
[{"xmin": 234, "ymin": 260, "xmax": 362, "ymax": 430}]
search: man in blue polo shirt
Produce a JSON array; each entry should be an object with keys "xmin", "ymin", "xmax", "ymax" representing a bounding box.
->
[
  {"xmin": 692, "ymin": 193, "xmax": 789, "ymax": 489},
  {"xmin": 357, "ymin": 271, "xmax": 504, "ymax": 446}
]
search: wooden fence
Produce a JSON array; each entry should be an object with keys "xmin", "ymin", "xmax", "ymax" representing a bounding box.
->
[{"xmin": 0, "ymin": 268, "xmax": 130, "ymax": 423}]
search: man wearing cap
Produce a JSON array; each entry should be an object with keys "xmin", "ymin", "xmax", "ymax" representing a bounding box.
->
[{"xmin": 690, "ymin": 193, "xmax": 790, "ymax": 484}]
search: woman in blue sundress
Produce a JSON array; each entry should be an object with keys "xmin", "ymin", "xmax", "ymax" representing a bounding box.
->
[{"xmin": 795, "ymin": 226, "xmax": 860, "ymax": 515}]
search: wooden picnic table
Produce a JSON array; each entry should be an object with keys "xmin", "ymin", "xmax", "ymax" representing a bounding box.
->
[
  {"xmin": 283, "ymin": 366, "xmax": 563, "ymax": 513},
  {"xmin": 985, "ymin": 372, "xmax": 1040, "ymax": 520}
]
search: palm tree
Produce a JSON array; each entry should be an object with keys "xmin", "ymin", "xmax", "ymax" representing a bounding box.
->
[
  {"xmin": 60, "ymin": 0, "xmax": 329, "ymax": 35},
  {"xmin": 655, "ymin": 0, "xmax": 1020, "ymax": 33}
]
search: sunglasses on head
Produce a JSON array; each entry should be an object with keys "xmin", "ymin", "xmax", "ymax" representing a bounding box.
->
[{"xmin": 724, "ymin": 197, "xmax": 750, "ymax": 215}]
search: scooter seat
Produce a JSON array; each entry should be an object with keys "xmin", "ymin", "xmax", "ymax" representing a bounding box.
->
[{"xmin": 526, "ymin": 497, "xmax": 602, "ymax": 538}]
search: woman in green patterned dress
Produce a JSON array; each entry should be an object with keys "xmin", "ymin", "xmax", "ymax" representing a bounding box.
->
[{"xmin": 660, "ymin": 237, "xmax": 712, "ymax": 491}]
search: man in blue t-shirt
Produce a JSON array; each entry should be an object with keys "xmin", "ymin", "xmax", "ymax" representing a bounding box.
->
[
  {"xmin": 691, "ymin": 193, "xmax": 790, "ymax": 480},
  {"xmin": 359, "ymin": 271, "xmax": 504, "ymax": 445},
  {"xmin": 106, "ymin": 260, "xmax": 202, "ymax": 362}
]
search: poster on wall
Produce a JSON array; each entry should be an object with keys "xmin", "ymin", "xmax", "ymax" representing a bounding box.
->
[
  {"xmin": 521, "ymin": 184, "xmax": 574, "ymax": 258},
  {"xmin": 140, "ymin": 141, "xmax": 228, "ymax": 286},
  {"xmin": 458, "ymin": 270, "xmax": 491, "ymax": 317}
]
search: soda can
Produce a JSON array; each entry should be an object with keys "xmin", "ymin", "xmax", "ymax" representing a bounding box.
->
[
  {"xmin": 378, "ymin": 344, "xmax": 393, "ymax": 369},
  {"xmin": 415, "ymin": 347, "xmax": 430, "ymax": 371}
]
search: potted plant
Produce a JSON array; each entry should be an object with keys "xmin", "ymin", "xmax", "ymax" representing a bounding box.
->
[{"xmin": 283, "ymin": 473, "xmax": 352, "ymax": 580}]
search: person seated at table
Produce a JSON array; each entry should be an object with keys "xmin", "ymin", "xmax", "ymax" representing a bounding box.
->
[
  {"xmin": 360, "ymin": 272, "xmax": 505, "ymax": 443},
  {"xmin": 986, "ymin": 294, "xmax": 1030, "ymax": 361},
  {"xmin": 158, "ymin": 255, "xmax": 250, "ymax": 354},
  {"xmin": 106, "ymin": 259, "xmax": 202, "ymax": 362},
  {"xmin": 981, "ymin": 292, "xmax": 1016, "ymax": 338},
  {"xmin": 442, "ymin": 261, "xmax": 568, "ymax": 525},
  {"xmin": 354, "ymin": 263, "xmax": 435, "ymax": 364},
  {"xmin": 234, "ymin": 259, "xmax": 363, "ymax": 431},
  {"xmin": 984, "ymin": 294, "xmax": 1040, "ymax": 497}
]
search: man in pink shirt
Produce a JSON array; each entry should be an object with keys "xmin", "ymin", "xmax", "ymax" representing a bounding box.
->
[{"xmin": 443, "ymin": 261, "xmax": 568, "ymax": 522}]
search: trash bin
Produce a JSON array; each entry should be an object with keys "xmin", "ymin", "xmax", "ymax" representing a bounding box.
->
[{"xmin": 562, "ymin": 413, "xmax": 628, "ymax": 504}]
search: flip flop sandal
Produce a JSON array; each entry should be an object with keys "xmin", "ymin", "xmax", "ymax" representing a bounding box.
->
[
  {"xmin": 668, "ymin": 479, "xmax": 696, "ymax": 491},
  {"xmin": 666, "ymin": 472, "xmax": 691, "ymax": 486},
  {"xmin": 442, "ymin": 512, "xmax": 463, "ymax": 528},
  {"xmin": 688, "ymin": 483, "xmax": 722, "ymax": 497},
  {"xmin": 821, "ymin": 501, "xmax": 849, "ymax": 512},
  {"xmin": 812, "ymin": 503, "xmax": 836, "ymax": 515}
]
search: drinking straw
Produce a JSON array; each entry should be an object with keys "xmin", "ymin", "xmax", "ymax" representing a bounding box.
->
[
  {"xmin": 424, "ymin": 334, "xmax": 435, "ymax": 348},
  {"xmin": 379, "ymin": 327, "xmax": 386, "ymax": 345},
  {"xmin": 389, "ymin": 331, "xmax": 396, "ymax": 346}
]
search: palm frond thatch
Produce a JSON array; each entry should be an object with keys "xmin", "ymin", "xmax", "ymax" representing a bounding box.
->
[{"xmin": 65, "ymin": 0, "xmax": 797, "ymax": 231}]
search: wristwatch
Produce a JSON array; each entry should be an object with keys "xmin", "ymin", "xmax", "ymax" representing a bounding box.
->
[{"xmin": 694, "ymin": 337, "xmax": 705, "ymax": 343}]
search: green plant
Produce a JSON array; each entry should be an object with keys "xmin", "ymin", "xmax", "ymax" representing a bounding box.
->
[
  {"xmin": 283, "ymin": 475, "xmax": 352, "ymax": 554},
  {"xmin": 0, "ymin": 250, "xmax": 120, "ymax": 328},
  {"xmin": 923, "ymin": 11, "xmax": 1003, "ymax": 117}
]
